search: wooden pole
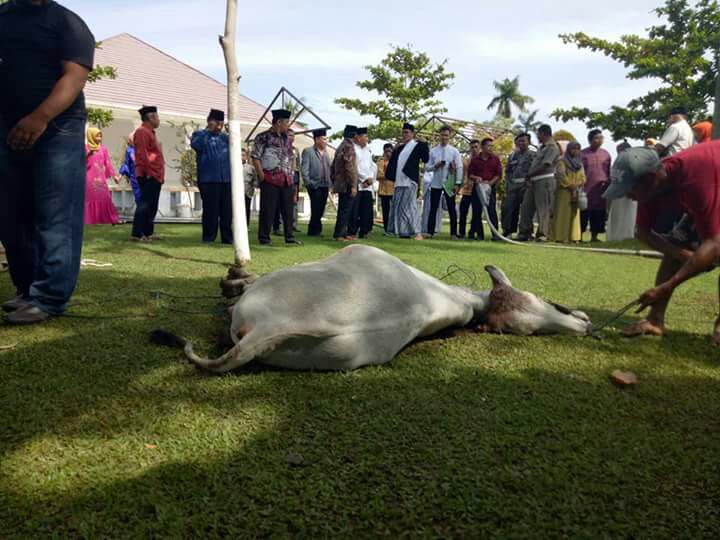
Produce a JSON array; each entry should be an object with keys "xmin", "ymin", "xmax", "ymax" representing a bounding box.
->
[{"xmin": 220, "ymin": 0, "xmax": 251, "ymax": 265}]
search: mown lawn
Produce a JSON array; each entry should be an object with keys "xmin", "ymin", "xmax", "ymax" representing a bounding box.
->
[{"xmin": 1, "ymin": 223, "xmax": 719, "ymax": 538}]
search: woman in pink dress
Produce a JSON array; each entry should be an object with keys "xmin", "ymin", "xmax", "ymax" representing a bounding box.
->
[{"xmin": 85, "ymin": 128, "xmax": 121, "ymax": 225}]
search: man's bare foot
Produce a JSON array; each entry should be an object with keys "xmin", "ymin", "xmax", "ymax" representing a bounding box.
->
[
  {"xmin": 414, "ymin": 234, "xmax": 424, "ymax": 241},
  {"xmin": 712, "ymin": 317, "xmax": 720, "ymax": 345},
  {"xmin": 622, "ymin": 320, "xmax": 666, "ymax": 338}
]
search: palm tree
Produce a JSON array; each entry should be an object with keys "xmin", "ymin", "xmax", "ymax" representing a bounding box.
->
[
  {"xmin": 514, "ymin": 109, "xmax": 543, "ymax": 134},
  {"xmin": 487, "ymin": 76, "xmax": 534, "ymax": 119}
]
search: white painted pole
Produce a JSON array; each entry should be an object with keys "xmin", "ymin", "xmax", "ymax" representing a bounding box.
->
[{"xmin": 220, "ymin": 0, "xmax": 251, "ymax": 266}]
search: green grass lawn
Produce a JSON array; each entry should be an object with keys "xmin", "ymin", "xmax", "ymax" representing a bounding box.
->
[{"xmin": 1, "ymin": 223, "xmax": 719, "ymax": 538}]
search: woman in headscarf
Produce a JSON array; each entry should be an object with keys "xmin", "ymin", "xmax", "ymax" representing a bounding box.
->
[
  {"xmin": 550, "ymin": 141, "xmax": 586, "ymax": 243},
  {"xmin": 692, "ymin": 120, "xmax": 713, "ymax": 144},
  {"xmin": 119, "ymin": 129, "xmax": 141, "ymax": 204},
  {"xmin": 84, "ymin": 127, "xmax": 121, "ymax": 225}
]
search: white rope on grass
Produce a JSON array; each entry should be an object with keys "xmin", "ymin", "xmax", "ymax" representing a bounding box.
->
[{"xmin": 478, "ymin": 197, "xmax": 662, "ymax": 260}]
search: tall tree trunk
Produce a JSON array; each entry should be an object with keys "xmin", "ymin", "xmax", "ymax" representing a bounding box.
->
[
  {"xmin": 220, "ymin": 0, "xmax": 251, "ymax": 265},
  {"xmin": 713, "ymin": 51, "xmax": 720, "ymax": 140}
]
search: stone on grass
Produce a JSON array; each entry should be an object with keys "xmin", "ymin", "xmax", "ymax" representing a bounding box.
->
[{"xmin": 610, "ymin": 370, "xmax": 638, "ymax": 388}]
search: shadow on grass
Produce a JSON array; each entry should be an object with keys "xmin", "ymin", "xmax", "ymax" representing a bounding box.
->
[
  {"xmin": 1, "ymin": 235, "xmax": 718, "ymax": 536},
  {"xmin": 2, "ymin": 352, "xmax": 719, "ymax": 537}
]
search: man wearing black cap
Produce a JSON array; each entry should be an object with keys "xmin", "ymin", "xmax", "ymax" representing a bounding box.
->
[
  {"xmin": 385, "ymin": 123, "xmax": 430, "ymax": 240},
  {"xmin": 332, "ymin": 125, "xmax": 359, "ymax": 241},
  {"xmin": 251, "ymin": 109, "xmax": 301, "ymax": 245},
  {"xmin": 0, "ymin": 0, "xmax": 96, "ymax": 324},
  {"xmin": 603, "ymin": 143, "xmax": 720, "ymax": 342},
  {"xmin": 301, "ymin": 127, "xmax": 332, "ymax": 236},
  {"xmin": 656, "ymin": 106, "xmax": 694, "ymax": 157},
  {"xmin": 191, "ymin": 109, "xmax": 232, "ymax": 244},
  {"xmin": 131, "ymin": 105, "xmax": 166, "ymax": 242}
]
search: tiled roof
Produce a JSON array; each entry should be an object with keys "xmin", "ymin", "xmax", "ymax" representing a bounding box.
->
[{"xmin": 85, "ymin": 33, "xmax": 269, "ymax": 124}]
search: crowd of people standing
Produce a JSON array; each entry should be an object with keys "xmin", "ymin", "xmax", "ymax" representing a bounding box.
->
[{"xmin": 75, "ymin": 103, "xmax": 718, "ymax": 253}]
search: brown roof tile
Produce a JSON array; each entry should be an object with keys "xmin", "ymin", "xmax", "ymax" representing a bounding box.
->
[{"xmin": 86, "ymin": 33, "xmax": 270, "ymax": 124}]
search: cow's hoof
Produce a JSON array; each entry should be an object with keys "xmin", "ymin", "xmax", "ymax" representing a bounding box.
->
[
  {"xmin": 220, "ymin": 276, "xmax": 257, "ymax": 299},
  {"xmin": 227, "ymin": 266, "xmax": 255, "ymax": 280}
]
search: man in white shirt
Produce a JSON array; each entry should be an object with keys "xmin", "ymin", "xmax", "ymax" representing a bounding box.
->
[
  {"xmin": 350, "ymin": 127, "xmax": 376, "ymax": 238},
  {"xmin": 656, "ymin": 106, "xmax": 695, "ymax": 157},
  {"xmin": 425, "ymin": 125, "xmax": 464, "ymax": 238}
]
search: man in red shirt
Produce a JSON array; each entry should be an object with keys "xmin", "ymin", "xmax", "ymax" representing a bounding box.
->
[
  {"xmin": 467, "ymin": 138, "xmax": 502, "ymax": 241},
  {"xmin": 603, "ymin": 143, "xmax": 720, "ymax": 342},
  {"xmin": 131, "ymin": 105, "xmax": 165, "ymax": 242}
]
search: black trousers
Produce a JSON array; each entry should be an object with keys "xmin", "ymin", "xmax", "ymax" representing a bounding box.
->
[
  {"xmin": 307, "ymin": 186, "xmax": 329, "ymax": 236},
  {"xmin": 131, "ymin": 176, "xmax": 162, "ymax": 239},
  {"xmin": 274, "ymin": 193, "xmax": 298, "ymax": 232},
  {"xmin": 501, "ymin": 186, "xmax": 526, "ymax": 236},
  {"xmin": 334, "ymin": 191, "xmax": 355, "ymax": 239},
  {"xmin": 380, "ymin": 195, "xmax": 393, "ymax": 232},
  {"xmin": 427, "ymin": 188, "xmax": 458, "ymax": 237},
  {"xmin": 245, "ymin": 196, "xmax": 252, "ymax": 226},
  {"xmin": 199, "ymin": 183, "xmax": 233, "ymax": 243},
  {"xmin": 259, "ymin": 182, "xmax": 294, "ymax": 243},
  {"xmin": 349, "ymin": 191, "xmax": 374, "ymax": 237},
  {"xmin": 581, "ymin": 209, "xmax": 607, "ymax": 236},
  {"xmin": 459, "ymin": 191, "xmax": 482, "ymax": 239}
]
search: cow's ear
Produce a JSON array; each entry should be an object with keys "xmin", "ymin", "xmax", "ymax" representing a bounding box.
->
[{"xmin": 485, "ymin": 266, "xmax": 512, "ymax": 288}]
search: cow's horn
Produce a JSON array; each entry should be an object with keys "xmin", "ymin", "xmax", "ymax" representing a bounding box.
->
[{"xmin": 484, "ymin": 265, "xmax": 512, "ymax": 288}]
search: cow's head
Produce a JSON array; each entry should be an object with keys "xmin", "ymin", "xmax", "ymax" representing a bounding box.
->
[{"xmin": 482, "ymin": 266, "xmax": 592, "ymax": 336}]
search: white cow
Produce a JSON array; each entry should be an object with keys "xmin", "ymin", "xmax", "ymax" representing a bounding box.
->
[{"xmin": 153, "ymin": 245, "xmax": 592, "ymax": 373}]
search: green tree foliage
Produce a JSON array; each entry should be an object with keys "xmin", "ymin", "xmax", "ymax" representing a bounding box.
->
[
  {"xmin": 169, "ymin": 120, "xmax": 202, "ymax": 186},
  {"xmin": 552, "ymin": 0, "xmax": 720, "ymax": 140},
  {"xmin": 487, "ymin": 76, "xmax": 534, "ymax": 119},
  {"xmin": 87, "ymin": 44, "xmax": 117, "ymax": 128},
  {"xmin": 335, "ymin": 45, "xmax": 455, "ymax": 141},
  {"xmin": 513, "ymin": 109, "xmax": 543, "ymax": 134},
  {"xmin": 553, "ymin": 129, "xmax": 577, "ymax": 142}
]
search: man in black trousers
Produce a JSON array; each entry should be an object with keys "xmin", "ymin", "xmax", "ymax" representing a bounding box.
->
[
  {"xmin": 251, "ymin": 109, "xmax": 302, "ymax": 246},
  {"xmin": 332, "ymin": 125, "xmax": 358, "ymax": 242},
  {"xmin": 301, "ymin": 128, "xmax": 333, "ymax": 236},
  {"xmin": 191, "ymin": 109, "xmax": 232, "ymax": 244}
]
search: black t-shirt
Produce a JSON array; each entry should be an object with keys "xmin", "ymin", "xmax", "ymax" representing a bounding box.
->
[{"xmin": 0, "ymin": 1, "xmax": 95, "ymax": 127}]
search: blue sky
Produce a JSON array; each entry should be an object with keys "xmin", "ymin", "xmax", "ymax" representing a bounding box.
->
[{"xmin": 64, "ymin": 0, "xmax": 663, "ymax": 146}]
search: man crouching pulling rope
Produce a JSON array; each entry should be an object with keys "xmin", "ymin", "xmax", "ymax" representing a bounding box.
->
[{"xmin": 603, "ymin": 143, "xmax": 720, "ymax": 342}]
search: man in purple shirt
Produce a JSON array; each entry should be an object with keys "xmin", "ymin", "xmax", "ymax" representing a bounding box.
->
[{"xmin": 581, "ymin": 129, "xmax": 612, "ymax": 242}]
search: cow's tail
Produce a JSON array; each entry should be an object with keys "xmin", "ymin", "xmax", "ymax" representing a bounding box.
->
[{"xmin": 150, "ymin": 329, "xmax": 288, "ymax": 373}]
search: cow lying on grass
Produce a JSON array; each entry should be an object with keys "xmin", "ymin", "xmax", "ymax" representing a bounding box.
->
[{"xmin": 152, "ymin": 245, "xmax": 592, "ymax": 373}]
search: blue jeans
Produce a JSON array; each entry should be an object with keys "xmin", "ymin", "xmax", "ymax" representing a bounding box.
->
[{"xmin": 0, "ymin": 116, "xmax": 86, "ymax": 315}]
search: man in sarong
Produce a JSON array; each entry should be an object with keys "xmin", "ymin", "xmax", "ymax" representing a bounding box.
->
[{"xmin": 385, "ymin": 123, "xmax": 430, "ymax": 240}]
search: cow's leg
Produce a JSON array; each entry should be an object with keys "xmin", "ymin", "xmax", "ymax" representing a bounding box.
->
[{"xmin": 220, "ymin": 276, "xmax": 257, "ymax": 299}]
